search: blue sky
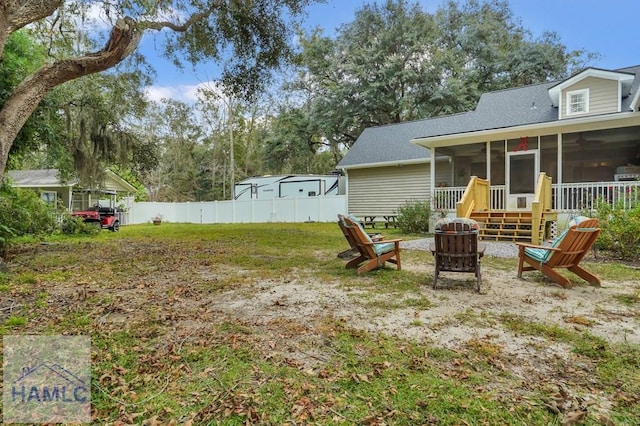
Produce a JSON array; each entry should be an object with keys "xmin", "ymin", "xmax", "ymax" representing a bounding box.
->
[{"xmin": 142, "ymin": 0, "xmax": 640, "ymax": 102}]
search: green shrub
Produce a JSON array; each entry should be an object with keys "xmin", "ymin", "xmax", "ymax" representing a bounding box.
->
[
  {"xmin": 593, "ymin": 194, "xmax": 640, "ymax": 261},
  {"xmin": 0, "ymin": 224, "xmax": 16, "ymax": 256},
  {"xmin": 60, "ymin": 214, "xmax": 100, "ymax": 235},
  {"xmin": 396, "ymin": 199, "xmax": 431, "ymax": 234},
  {"xmin": 0, "ymin": 181, "xmax": 57, "ymax": 252}
]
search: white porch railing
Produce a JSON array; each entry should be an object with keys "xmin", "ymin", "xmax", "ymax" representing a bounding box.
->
[
  {"xmin": 433, "ymin": 181, "xmax": 640, "ymax": 212},
  {"xmin": 552, "ymin": 181, "xmax": 640, "ymax": 212},
  {"xmin": 116, "ymin": 210, "xmax": 130, "ymax": 225},
  {"xmin": 432, "ymin": 186, "xmax": 467, "ymax": 211},
  {"xmin": 490, "ymin": 185, "xmax": 506, "ymax": 210},
  {"xmin": 433, "ymin": 185, "xmax": 505, "ymax": 212}
]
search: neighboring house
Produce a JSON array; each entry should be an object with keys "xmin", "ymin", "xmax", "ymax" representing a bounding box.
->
[
  {"xmin": 338, "ymin": 65, "xmax": 640, "ymax": 234},
  {"xmin": 6, "ymin": 169, "xmax": 136, "ymax": 211},
  {"xmin": 234, "ymin": 174, "xmax": 344, "ymax": 200}
]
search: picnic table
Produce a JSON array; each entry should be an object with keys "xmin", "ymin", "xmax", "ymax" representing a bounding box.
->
[{"xmin": 363, "ymin": 215, "xmax": 397, "ymax": 229}]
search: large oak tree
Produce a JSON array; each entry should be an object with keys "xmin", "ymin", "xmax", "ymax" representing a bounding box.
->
[
  {"xmin": 0, "ymin": 0, "xmax": 317, "ymax": 178},
  {"xmin": 284, "ymin": 0, "xmax": 596, "ymax": 158}
]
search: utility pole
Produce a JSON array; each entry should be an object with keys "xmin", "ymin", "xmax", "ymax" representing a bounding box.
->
[{"xmin": 228, "ymin": 96, "xmax": 235, "ymax": 200}]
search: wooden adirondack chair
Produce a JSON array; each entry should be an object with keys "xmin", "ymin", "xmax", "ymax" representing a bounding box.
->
[
  {"xmin": 337, "ymin": 214, "xmax": 359, "ymax": 258},
  {"xmin": 341, "ymin": 215, "xmax": 402, "ymax": 275},
  {"xmin": 516, "ymin": 218, "xmax": 601, "ymax": 288},
  {"xmin": 336, "ymin": 214, "xmax": 382, "ymax": 258},
  {"xmin": 429, "ymin": 218, "xmax": 486, "ymax": 292}
]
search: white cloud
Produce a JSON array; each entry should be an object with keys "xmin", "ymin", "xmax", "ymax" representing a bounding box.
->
[
  {"xmin": 145, "ymin": 80, "xmax": 233, "ymax": 105},
  {"xmin": 145, "ymin": 83, "xmax": 202, "ymax": 103}
]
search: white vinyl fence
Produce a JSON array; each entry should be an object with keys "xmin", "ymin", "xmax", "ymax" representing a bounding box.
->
[{"xmin": 127, "ymin": 195, "xmax": 347, "ymax": 225}]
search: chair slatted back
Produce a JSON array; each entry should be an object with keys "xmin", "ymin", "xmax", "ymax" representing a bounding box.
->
[
  {"xmin": 342, "ymin": 216, "xmax": 376, "ymax": 259},
  {"xmin": 337, "ymin": 214, "xmax": 358, "ymax": 250},
  {"xmin": 433, "ymin": 222, "xmax": 480, "ymax": 273},
  {"xmin": 546, "ymin": 227, "xmax": 600, "ymax": 269}
]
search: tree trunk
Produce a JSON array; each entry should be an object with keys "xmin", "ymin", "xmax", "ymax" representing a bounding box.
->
[{"xmin": 0, "ymin": 17, "xmax": 141, "ymax": 178}]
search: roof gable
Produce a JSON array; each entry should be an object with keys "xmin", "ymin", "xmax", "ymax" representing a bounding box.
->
[{"xmin": 548, "ymin": 67, "xmax": 635, "ymax": 107}]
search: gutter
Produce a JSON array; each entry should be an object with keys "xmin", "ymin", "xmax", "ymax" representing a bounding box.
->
[
  {"xmin": 337, "ymin": 156, "xmax": 450, "ymax": 171},
  {"xmin": 411, "ymin": 111, "xmax": 640, "ymax": 148}
]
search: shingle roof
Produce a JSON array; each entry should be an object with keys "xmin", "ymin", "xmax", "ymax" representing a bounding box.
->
[
  {"xmin": 335, "ymin": 119, "xmax": 435, "ymax": 168},
  {"xmin": 338, "ymin": 65, "xmax": 640, "ymax": 169},
  {"xmin": 6, "ymin": 169, "xmax": 76, "ymax": 187}
]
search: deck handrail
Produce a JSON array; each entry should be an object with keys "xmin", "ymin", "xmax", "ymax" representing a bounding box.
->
[
  {"xmin": 433, "ymin": 180, "xmax": 640, "ymax": 213},
  {"xmin": 455, "ymin": 176, "xmax": 490, "ymax": 218},
  {"xmin": 531, "ymin": 172, "xmax": 553, "ymax": 244}
]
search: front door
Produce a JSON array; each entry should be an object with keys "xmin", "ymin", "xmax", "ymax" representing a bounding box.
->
[{"xmin": 506, "ymin": 150, "xmax": 538, "ymax": 210}]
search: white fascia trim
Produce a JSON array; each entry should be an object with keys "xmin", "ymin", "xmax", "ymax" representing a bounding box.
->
[
  {"xmin": 618, "ymin": 81, "xmax": 623, "ymax": 111},
  {"xmin": 105, "ymin": 169, "xmax": 138, "ymax": 192},
  {"xmin": 337, "ymin": 157, "xmax": 436, "ymax": 171},
  {"xmin": 629, "ymin": 86, "xmax": 640, "ymax": 111},
  {"xmin": 411, "ymin": 111, "xmax": 640, "ymax": 148},
  {"xmin": 12, "ymin": 183, "xmax": 72, "ymax": 188}
]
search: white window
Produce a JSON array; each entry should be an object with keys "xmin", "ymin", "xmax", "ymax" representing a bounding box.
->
[
  {"xmin": 40, "ymin": 191, "xmax": 57, "ymax": 205},
  {"xmin": 566, "ymin": 89, "xmax": 589, "ymax": 115}
]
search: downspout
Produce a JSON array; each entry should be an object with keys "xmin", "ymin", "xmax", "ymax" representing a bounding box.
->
[{"xmin": 344, "ymin": 170, "xmax": 349, "ymax": 213}]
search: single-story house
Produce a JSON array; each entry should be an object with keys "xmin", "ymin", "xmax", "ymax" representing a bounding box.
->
[
  {"xmin": 338, "ymin": 65, "xmax": 640, "ymax": 241},
  {"xmin": 6, "ymin": 169, "xmax": 137, "ymax": 211}
]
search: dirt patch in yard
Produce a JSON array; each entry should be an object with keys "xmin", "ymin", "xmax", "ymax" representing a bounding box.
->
[
  {"xmin": 200, "ymin": 263, "xmax": 640, "ymax": 354},
  {"xmin": 3, "ymin": 237, "xmax": 639, "ymax": 423},
  {"xmin": 16, "ymin": 241, "xmax": 638, "ymax": 364}
]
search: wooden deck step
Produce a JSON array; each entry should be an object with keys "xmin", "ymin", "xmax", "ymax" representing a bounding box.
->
[{"xmin": 470, "ymin": 211, "xmax": 546, "ymax": 243}]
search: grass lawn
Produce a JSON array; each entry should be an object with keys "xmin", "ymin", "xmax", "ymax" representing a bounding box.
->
[{"xmin": 1, "ymin": 222, "xmax": 639, "ymax": 425}]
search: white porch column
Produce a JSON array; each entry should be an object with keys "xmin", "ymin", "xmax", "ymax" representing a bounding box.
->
[
  {"xmin": 557, "ymin": 133, "xmax": 563, "ymax": 210},
  {"xmin": 557, "ymin": 133, "xmax": 563, "ymax": 184},
  {"xmin": 430, "ymin": 147, "xmax": 436, "ymax": 208},
  {"xmin": 485, "ymin": 141, "xmax": 491, "ymax": 181}
]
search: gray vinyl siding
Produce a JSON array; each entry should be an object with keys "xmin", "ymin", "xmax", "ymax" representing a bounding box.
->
[
  {"xmin": 347, "ymin": 164, "xmax": 430, "ymax": 217},
  {"xmin": 561, "ymin": 77, "xmax": 619, "ymax": 119}
]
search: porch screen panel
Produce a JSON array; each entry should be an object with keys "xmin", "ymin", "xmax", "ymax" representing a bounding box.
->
[
  {"xmin": 509, "ymin": 154, "xmax": 535, "ymax": 194},
  {"xmin": 490, "ymin": 140, "xmax": 505, "ymax": 185},
  {"xmin": 539, "ymin": 135, "xmax": 557, "ymax": 180}
]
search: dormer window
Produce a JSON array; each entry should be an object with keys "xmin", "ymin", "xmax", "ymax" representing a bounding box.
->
[{"xmin": 566, "ymin": 89, "xmax": 589, "ymax": 115}]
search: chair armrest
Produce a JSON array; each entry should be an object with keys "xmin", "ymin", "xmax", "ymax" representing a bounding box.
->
[
  {"xmin": 361, "ymin": 238, "xmax": 402, "ymax": 247},
  {"xmin": 373, "ymin": 238, "xmax": 402, "ymax": 243},
  {"xmin": 515, "ymin": 242, "xmax": 561, "ymax": 252}
]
